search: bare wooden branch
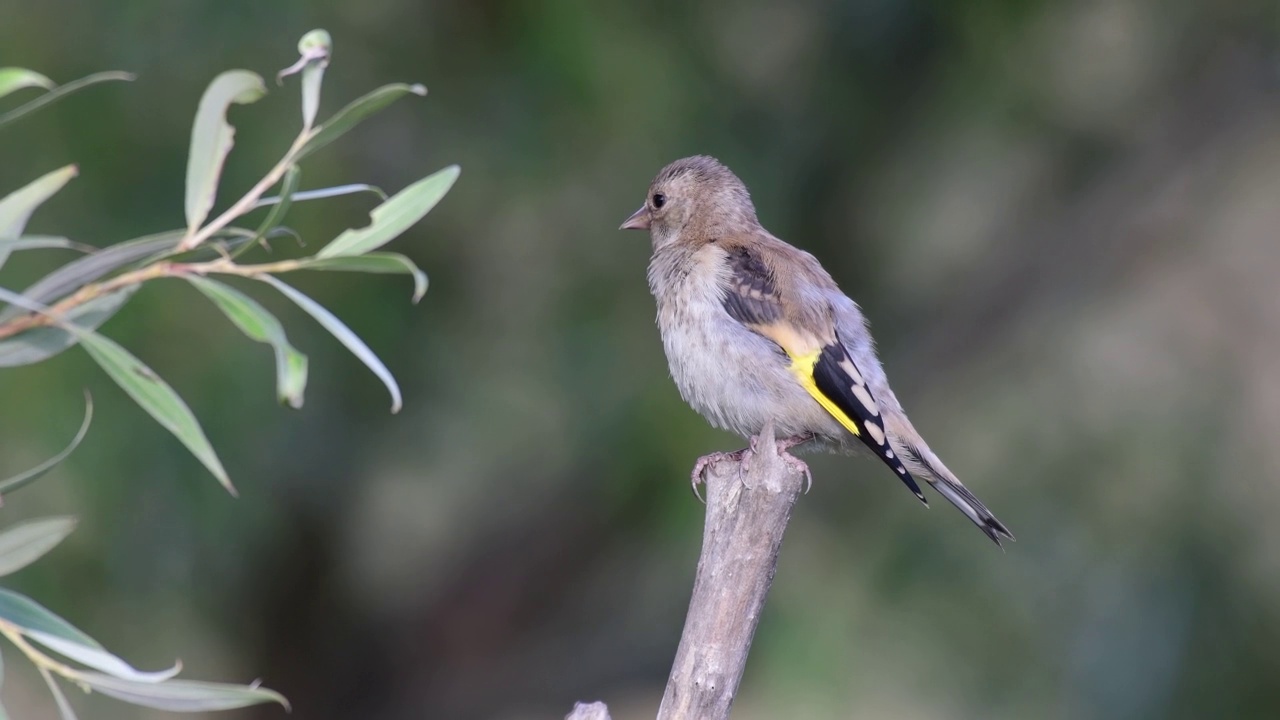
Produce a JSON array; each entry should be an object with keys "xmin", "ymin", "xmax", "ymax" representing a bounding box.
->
[
  {"xmin": 565, "ymin": 701, "xmax": 612, "ymax": 720},
  {"xmin": 567, "ymin": 422, "xmax": 803, "ymax": 720},
  {"xmin": 656, "ymin": 421, "xmax": 804, "ymax": 720}
]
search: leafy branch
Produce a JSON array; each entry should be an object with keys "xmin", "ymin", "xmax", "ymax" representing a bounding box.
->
[{"xmin": 0, "ymin": 28, "xmax": 457, "ymax": 717}]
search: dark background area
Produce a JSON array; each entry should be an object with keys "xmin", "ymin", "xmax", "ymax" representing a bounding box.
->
[{"xmin": 1, "ymin": 1, "xmax": 1279, "ymax": 718}]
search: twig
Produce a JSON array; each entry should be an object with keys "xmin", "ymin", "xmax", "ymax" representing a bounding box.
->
[{"xmin": 0, "ymin": 256, "xmax": 308, "ymax": 341}]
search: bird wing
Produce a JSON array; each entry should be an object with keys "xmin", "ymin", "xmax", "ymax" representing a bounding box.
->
[{"xmin": 719, "ymin": 243, "xmax": 927, "ymax": 504}]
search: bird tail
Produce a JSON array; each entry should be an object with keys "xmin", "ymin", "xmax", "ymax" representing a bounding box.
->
[{"xmin": 899, "ymin": 443, "xmax": 1014, "ymax": 547}]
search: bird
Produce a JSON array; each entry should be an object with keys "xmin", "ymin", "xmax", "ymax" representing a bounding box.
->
[{"xmin": 620, "ymin": 155, "xmax": 1013, "ymax": 546}]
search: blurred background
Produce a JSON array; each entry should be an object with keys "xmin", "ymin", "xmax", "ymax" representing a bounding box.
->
[{"xmin": 1, "ymin": 0, "xmax": 1278, "ymax": 718}]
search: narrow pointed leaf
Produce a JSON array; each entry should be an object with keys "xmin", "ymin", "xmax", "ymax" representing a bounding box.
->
[
  {"xmin": 296, "ymin": 82, "xmax": 426, "ymax": 161},
  {"xmin": 0, "ymin": 395, "xmax": 91, "ymax": 494},
  {"xmin": 317, "ymin": 165, "xmax": 458, "ymax": 258},
  {"xmin": 0, "ymin": 231, "xmax": 181, "ymax": 322},
  {"xmin": 255, "ymin": 182, "xmax": 386, "ymax": 208},
  {"xmin": 0, "ymin": 71, "xmax": 133, "ymax": 130},
  {"xmin": 0, "ymin": 165, "xmax": 77, "ymax": 270},
  {"xmin": 76, "ymin": 331, "xmax": 232, "ymax": 493},
  {"xmin": 0, "ymin": 652, "xmax": 8, "ymax": 720},
  {"xmin": 0, "ymin": 68, "xmax": 54, "ymax": 100},
  {"xmin": 27, "ymin": 631, "xmax": 180, "ymax": 683},
  {"xmin": 262, "ymin": 275, "xmax": 402, "ymax": 412},
  {"xmin": 185, "ymin": 276, "xmax": 308, "ymax": 408},
  {"xmin": 0, "ymin": 394, "xmax": 91, "ymax": 495},
  {"xmin": 0, "ymin": 280, "xmax": 226, "ymax": 490},
  {"xmin": 0, "ymin": 588, "xmax": 101, "ymax": 648},
  {"xmin": 0, "ymin": 236, "xmax": 80, "ymax": 254},
  {"xmin": 184, "ymin": 70, "xmax": 267, "ymax": 234},
  {"xmin": 0, "ymin": 518, "xmax": 77, "ymax": 577},
  {"xmin": 0, "ymin": 287, "xmax": 136, "ymax": 367},
  {"xmin": 278, "ymin": 30, "xmax": 331, "ymax": 131},
  {"xmin": 298, "ymin": 252, "xmax": 428, "ymax": 302},
  {"xmin": 74, "ymin": 672, "xmax": 289, "ymax": 712},
  {"xmin": 39, "ymin": 667, "xmax": 78, "ymax": 720},
  {"xmin": 298, "ymin": 30, "xmax": 331, "ymax": 131}
]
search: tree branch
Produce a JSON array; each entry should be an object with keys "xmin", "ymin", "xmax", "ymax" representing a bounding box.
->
[
  {"xmin": 657, "ymin": 421, "xmax": 803, "ymax": 719},
  {"xmin": 570, "ymin": 421, "xmax": 805, "ymax": 719}
]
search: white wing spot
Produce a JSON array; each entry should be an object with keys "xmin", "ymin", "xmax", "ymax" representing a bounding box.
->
[
  {"xmin": 851, "ymin": 384, "xmax": 880, "ymax": 416},
  {"xmin": 839, "ymin": 359, "xmax": 865, "ymax": 386},
  {"xmin": 884, "ymin": 448, "xmax": 895, "ymax": 459},
  {"xmin": 865, "ymin": 419, "xmax": 886, "ymax": 445}
]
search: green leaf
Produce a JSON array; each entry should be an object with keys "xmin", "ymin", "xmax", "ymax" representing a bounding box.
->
[
  {"xmin": 76, "ymin": 330, "xmax": 233, "ymax": 494},
  {"xmin": 255, "ymin": 181, "xmax": 387, "ymax": 208},
  {"xmin": 185, "ymin": 276, "xmax": 308, "ymax": 408},
  {"xmin": 296, "ymin": 82, "xmax": 427, "ymax": 162},
  {"xmin": 277, "ymin": 30, "xmax": 332, "ymax": 132},
  {"xmin": 0, "ymin": 231, "xmax": 181, "ymax": 322},
  {"xmin": 184, "ymin": 70, "xmax": 267, "ymax": 235},
  {"xmin": 0, "ymin": 651, "xmax": 8, "ymax": 720},
  {"xmin": 297, "ymin": 252, "xmax": 428, "ymax": 303},
  {"xmin": 39, "ymin": 666, "xmax": 78, "ymax": 720},
  {"xmin": 0, "ymin": 236, "xmax": 81, "ymax": 254},
  {"xmin": 0, "ymin": 165, "xmax": 78, "ymax": 270},
  {"xmin": 0, "ymin": 394, "xmax": 91, "ymax": 495},
  {"xmin": 317, "ymin": 165, "xmax": 458, "ymax": 258},
  {"xmin": 0, "ymin": 286, "xmax": 136, "ymax": 367},
  {"xmin": 0, "ymin": 288, "xmax": 230, "ymax": 490},
  {"xmin": 75, "ymin": 672, "xmax": 289, "ymax": 712},
  {"xmin": 0, "ymin": 68, "xmax": 54, "ymax": 100},
  {"xmin": 0, "ymin": 588, "xmax": 101, "ymax": 648},
  {"xmin": 27, "ymin": 631, "xmax": 180, "ymax": 683},
  {"xmin": 0, "ymin": 392, "xmax": 91, "ymax": 495},
  {"xmin": 0, "ymin": 517, "xmax": 77, "ymax": 577},
  {"xmin": 262, "ymin": 275, "xmax": 402, "ymax": 412},
  {"xmin": 0, "ymin": 71, "xmax": 133, "ymax": 130}
]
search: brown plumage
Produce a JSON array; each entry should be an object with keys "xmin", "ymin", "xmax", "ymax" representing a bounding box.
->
[{"xmin": 621, "ymin": 155, "xmax": 1013, "ymax": 546}]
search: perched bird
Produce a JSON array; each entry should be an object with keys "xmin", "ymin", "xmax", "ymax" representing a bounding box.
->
[{"xmin": 620, "ymin": 155, "xmax": 1012, "ymax": 546}]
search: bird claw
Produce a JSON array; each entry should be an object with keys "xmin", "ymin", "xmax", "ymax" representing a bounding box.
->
[
  {"xmin": 691, "ymin": 432, "xmax": 815, "ymax": 501},
  {"xmin": 690, "ymin": 448, "xmax": 748, "ymax": 503},
  {"xmin": 781, "ymin": 452, "xmax": 813, "ymax": 494},
  {"xmin": 775, "ymin": 433, "xmax": 814, "ymax": 493}
]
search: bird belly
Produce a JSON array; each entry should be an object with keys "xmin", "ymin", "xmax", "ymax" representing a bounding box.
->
[{"xmin": 656, "ymin": 294, "xmax": 843, "ymax": 442}]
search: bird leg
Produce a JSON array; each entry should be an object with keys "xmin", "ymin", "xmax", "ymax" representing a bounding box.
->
[
  {"xmin": 736, "ymin": 431, "xmax": 815, "ymax": 494},
  {"xmin": 690, "ymin": 433, "xmax": 816, "ymax": 502},
  {"xmin": 771, "ymin": 432, "xmax": 815, "ymax": 494},
  {"xmin": 690, "ymin": 447, "xmax": 749, "ymax": 503}
]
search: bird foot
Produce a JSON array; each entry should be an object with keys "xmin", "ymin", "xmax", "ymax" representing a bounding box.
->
[
  {"xmin": 690, "ymin": 448, "xmax": 748, "ymax": 503},
  {"xmin": 772, "ymin": 433, "xmax": 814, "ymax": 493},
  {"xmin": 690, "ymin": 433, "xmax": 816, "ymax": 502}
]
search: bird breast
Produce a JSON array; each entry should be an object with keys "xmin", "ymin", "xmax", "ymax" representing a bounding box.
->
[{"xmin": 647, "ymin": 244, "xmax": 844, "ymax": 440}]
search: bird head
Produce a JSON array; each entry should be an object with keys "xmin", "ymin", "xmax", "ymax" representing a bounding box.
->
[{"xmin": 620, "ymin": 155, "xmax": 757, "ymax": 248}]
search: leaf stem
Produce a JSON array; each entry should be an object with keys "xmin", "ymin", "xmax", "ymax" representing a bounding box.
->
[
  {"xmin": 0, "ymin": 256, "xmax": 310, "ymax": 342},
  {"xmin": 0, "ymin": 620, "xmax": 80, "ymax": 680},
  {"xmin": 175, "ymin": 129, "xmax": 313, "ymax": 253}
]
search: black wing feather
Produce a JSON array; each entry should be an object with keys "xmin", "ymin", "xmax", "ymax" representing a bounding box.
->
[{"xmin": 811, "ymin": 341, "xmax": 928, "ymax": 505}]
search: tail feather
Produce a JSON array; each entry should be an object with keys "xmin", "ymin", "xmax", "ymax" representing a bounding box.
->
[{"xmin": 901, "ymin": 444, "xmax": 1013, "ymax": 547}]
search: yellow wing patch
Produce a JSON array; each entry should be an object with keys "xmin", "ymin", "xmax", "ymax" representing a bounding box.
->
[{"xmin": 788, "ymin": 350, "xmax": 862, "ymax": 439}]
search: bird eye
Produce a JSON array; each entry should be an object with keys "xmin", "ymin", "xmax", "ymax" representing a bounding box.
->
[{"xmin": 652, "ymin": 192, "xmax": 666, "ymax": 209}]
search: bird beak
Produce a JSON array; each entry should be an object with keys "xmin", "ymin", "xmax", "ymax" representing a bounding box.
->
[{"xmin": 619, "ymin": 205, "xmax": 650, "ymax": 231}]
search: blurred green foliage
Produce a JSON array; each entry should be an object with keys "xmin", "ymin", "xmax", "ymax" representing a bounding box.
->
[{"xmin": 1, "ymin": 1, "xmax": 1278, "ymax": 719}]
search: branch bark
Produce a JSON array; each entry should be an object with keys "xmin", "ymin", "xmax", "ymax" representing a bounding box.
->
[
  {"xmin": 656, "ymin": 421, "xmax": 803, "ymax": 719},
  {"xmin": 570, "ymin": 421, "xmax": 804, "ymax": 720}
]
